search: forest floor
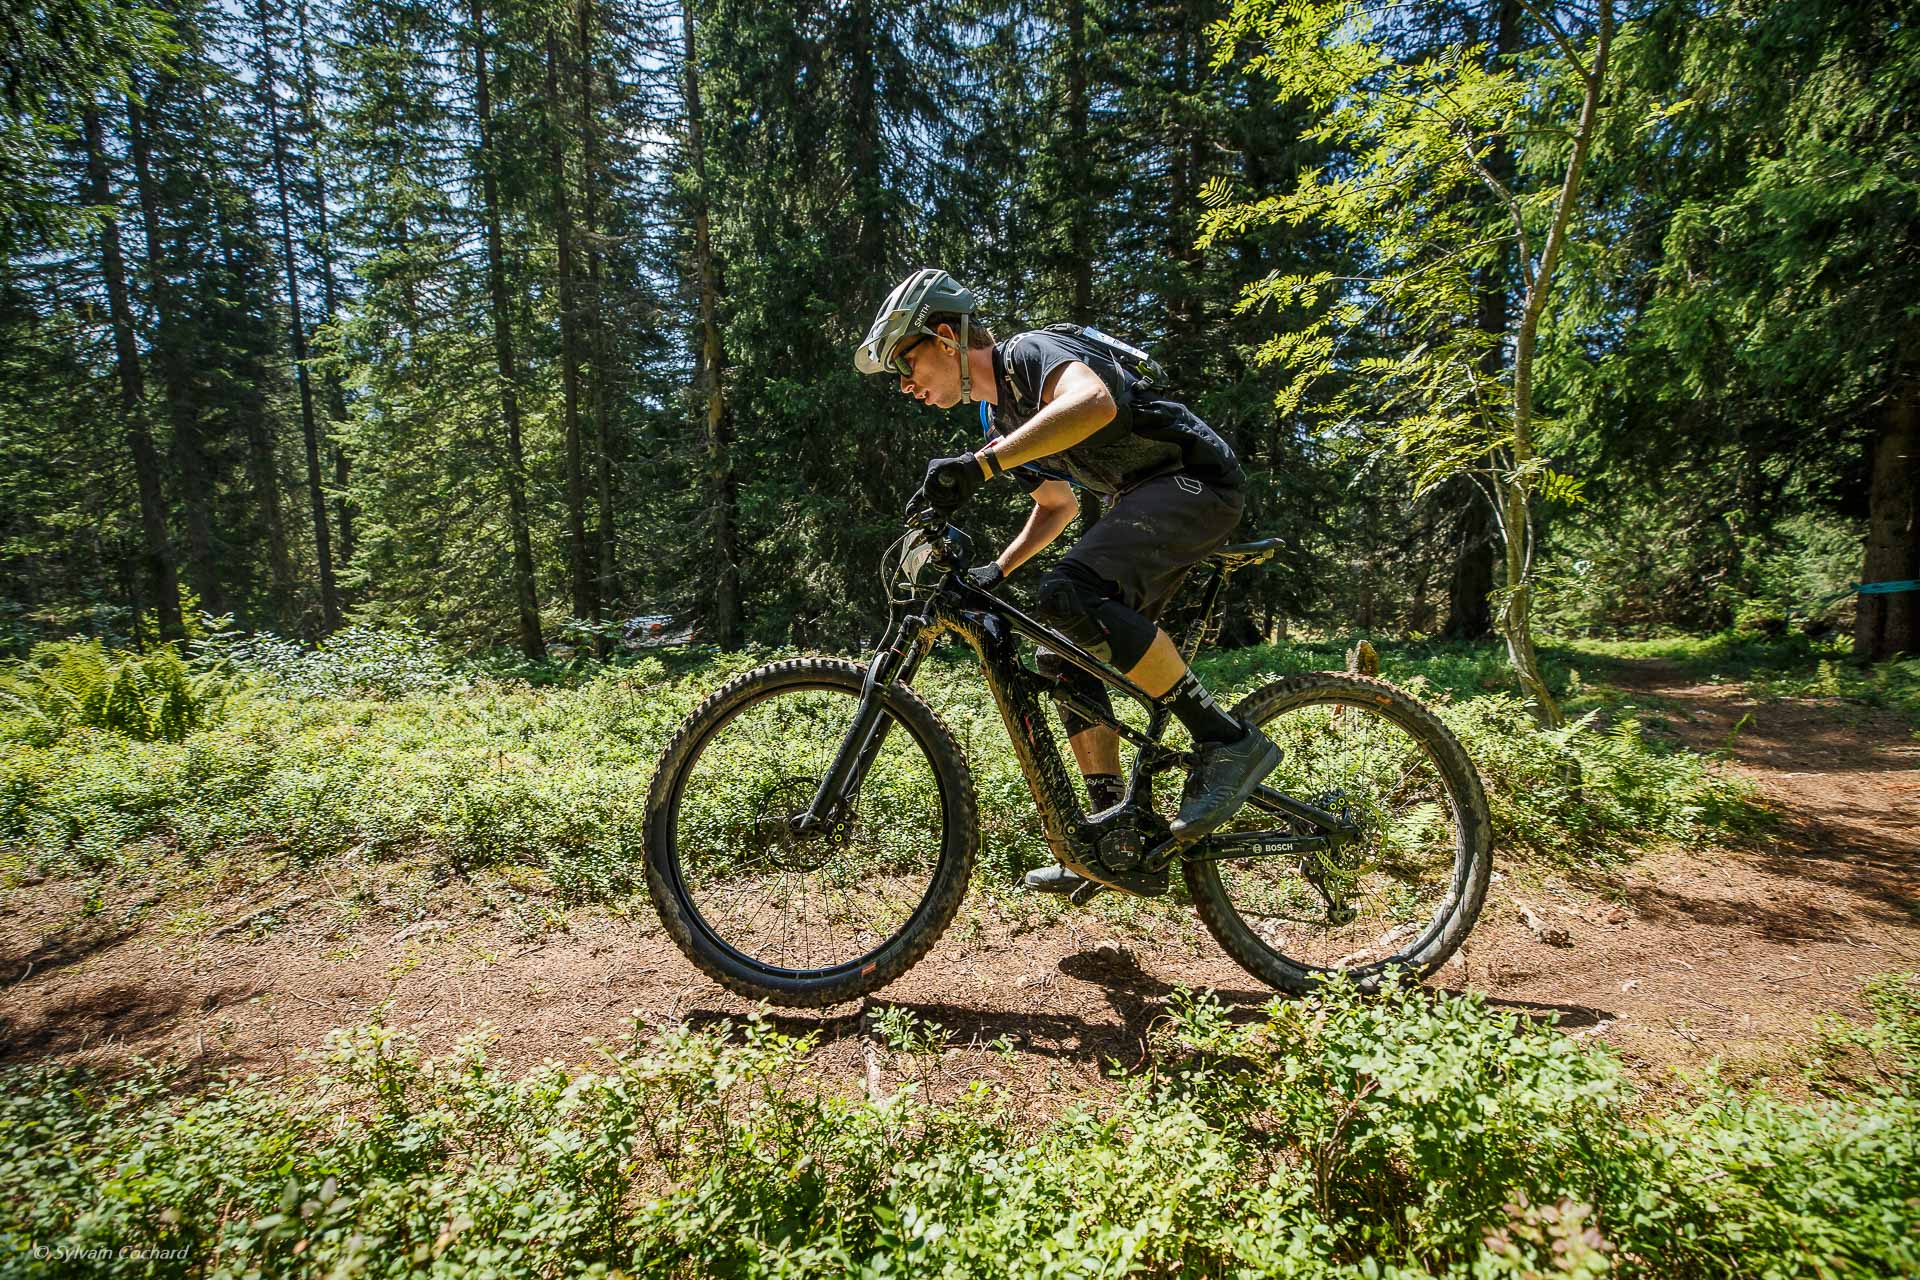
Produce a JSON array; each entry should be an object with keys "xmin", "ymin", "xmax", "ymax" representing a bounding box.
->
[{"xmin": 5, "ymin": 658, "xmax": 1918, "ymax": 1107}]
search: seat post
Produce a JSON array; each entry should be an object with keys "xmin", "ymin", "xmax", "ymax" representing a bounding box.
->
[{"xmin": 1178, "ymin": 564, "xmax": 1231, "ymax": 665}]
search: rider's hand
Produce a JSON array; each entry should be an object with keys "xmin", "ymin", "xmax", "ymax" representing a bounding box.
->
[
  {"xmin": 964, "ymin": 561, "xmax": 1006, "ymax": 592},
  {"xmin": 923, "ymin": 453, "xmax": 987, "ymax": 515}
]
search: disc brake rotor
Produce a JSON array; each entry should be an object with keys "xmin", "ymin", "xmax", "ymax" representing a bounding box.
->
[{"xmin": 747, "ymin": 777, "xmax": 858, "ymax": 873}]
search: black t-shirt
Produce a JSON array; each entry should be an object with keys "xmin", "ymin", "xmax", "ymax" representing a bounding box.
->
[{"xmin": 982, "ymin": 329, "xmax": 1243, "ymax": 497}]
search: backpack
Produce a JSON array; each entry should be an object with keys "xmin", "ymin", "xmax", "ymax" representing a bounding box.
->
[
  {"xmin": 985, "ymin": 323, "xmax": 1172, "ymax": 487},
  {"xmin": 1001, "ymin": 323, "xmax": 1168, "ymax": 409},
  {"xmin": 1044, "ymin": 323, "xmax": 1167, "ymax": 389}
]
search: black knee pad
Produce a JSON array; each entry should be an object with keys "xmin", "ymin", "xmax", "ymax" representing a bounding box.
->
[
  {"xmin": 1033, "ymin": 562, "xmax": 1157, "ymax": 671},
  {"xmin": 1035, "ymin": 647, "xmax": 1115, "ymax": 737}
]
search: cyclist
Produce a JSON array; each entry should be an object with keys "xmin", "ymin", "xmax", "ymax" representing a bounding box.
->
[{"xmin": 854, "ymin": 267, "xmax": 1281, "ymax": 893}]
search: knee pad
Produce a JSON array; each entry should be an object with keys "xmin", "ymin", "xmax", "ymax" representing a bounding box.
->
[
  {"xmin": 1032, "ymin": 562, "xmax": 1157, "ymax": 672},
  {"xmin": 1036, "ymin": 647, "xmax": 1114, "ymax": 737}
]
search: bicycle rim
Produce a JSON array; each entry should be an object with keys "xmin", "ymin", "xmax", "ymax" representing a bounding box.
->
[{"xmin": 660, "ymin": 680, "xmax": 954, "ymax": 980}]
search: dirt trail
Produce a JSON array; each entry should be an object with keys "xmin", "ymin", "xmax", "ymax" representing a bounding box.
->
[
  {"xmin": 4, "ymin": 659, "xmax": 1918, "ymax": 1097},
  {"xmin": 1452, "ymin": 659, "xmax": 1920, "ymax": 1083}
]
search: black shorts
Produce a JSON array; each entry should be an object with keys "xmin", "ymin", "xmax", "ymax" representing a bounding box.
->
[{"xmin": 1062, "ymin": 473, "xmax": 1245, "ymax": 619}]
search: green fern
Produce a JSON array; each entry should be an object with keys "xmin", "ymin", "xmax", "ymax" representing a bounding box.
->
[{"xmin": 0, "ymin": 640, "xmax": 228, "ymax": 744}]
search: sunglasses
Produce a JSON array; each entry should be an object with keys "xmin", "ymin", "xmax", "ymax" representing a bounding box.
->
[{"xmin": 891, "ymin": 334, "xmax": 932, "ymax": 379}]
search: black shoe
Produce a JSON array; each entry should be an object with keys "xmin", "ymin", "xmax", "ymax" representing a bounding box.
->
[
  {"xmin": 1023, "ymin": 863, "xmax": 1088, "ymax": 894},
  {"xmin": 1169, "ymin": 721, "xmax": 1283, "ymax": 842}
]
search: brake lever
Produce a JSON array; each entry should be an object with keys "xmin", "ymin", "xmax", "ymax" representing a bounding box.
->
[{"xmin": 903, "ymin": 487, "xmax": 942, "ymax": 529}]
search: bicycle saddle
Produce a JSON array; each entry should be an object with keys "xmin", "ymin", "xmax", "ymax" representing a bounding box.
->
[{"xmin": 1209, "ymin": 537, "xmax": 1284, "ymax": 568}]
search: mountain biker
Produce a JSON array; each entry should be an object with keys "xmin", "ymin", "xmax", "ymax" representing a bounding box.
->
[{"xmin": 854, "ymin": 267, "xmax": 1282, "ymax": 894}]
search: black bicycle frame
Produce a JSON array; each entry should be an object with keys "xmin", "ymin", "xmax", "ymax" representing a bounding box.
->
[{"xmin": 801, "ymin": 534, "xmax": 1358, "ymax": 885}]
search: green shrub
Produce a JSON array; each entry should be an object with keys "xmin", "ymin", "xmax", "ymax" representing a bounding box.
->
[
  {"xmin": 1809, "ymin": 972, "xmax": 1920, "ymax": 1093},
  {"xmin": 3, "ymin": 981, "xmax": 1916, "ymax": 1277},
  {"xmin": 1439, "ymin": 696, "xmax": 1755, "ymax": 860},
  {"xmin": 1200, "ymin": 645, "xmax": 1753, "ymax": 861},
  {"xmin": 1749, "ymin": 656, "xmax": 1920, "ymax": 726},
  {"xmin": 0, "ymin": 642, "xmax": 1756, "ymax": 887},
  {"xmin": 0, "ymin": 640, "xmax": 228, "ymax": 745},
  {"xmin": 199, "ymin": 621, "xmax": 462, "ymax": 699}
]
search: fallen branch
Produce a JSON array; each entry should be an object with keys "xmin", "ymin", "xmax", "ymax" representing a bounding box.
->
[
  {"xmin": 207, "ymin": 894, "xmax": 312, "ymax": 941},
  {"xmin": 1513, "ymin": 899, "xmax": 1572, "ymax": 947}
]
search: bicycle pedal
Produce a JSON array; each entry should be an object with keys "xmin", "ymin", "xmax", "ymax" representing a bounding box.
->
[{"xmin": 1068, "ymin": 880, "xmax": 1106, "ymax": 906}]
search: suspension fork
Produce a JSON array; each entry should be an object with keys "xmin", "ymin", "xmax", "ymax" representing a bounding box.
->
[{"xmin": 797, "ymin": 614, "xmax": 927, "ymax": 831}]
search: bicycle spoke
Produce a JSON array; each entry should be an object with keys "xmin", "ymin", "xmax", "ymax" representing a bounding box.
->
[
  {"xmin": 1203, "ymin": 693, "xmax": 1469, "ymax": 975},
  {"xmin": 671, "ymin": 685, "xmax": 947, "ymax": 974}
]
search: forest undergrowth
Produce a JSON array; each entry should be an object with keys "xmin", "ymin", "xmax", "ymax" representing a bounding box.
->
[
  {"xmin": 1, "ymin": 626, "xmax": 1755, "ymax": 903},
  {"xmin": 8, "ymin": 629, "xmax": 1920, "ymax": 1276},
  {"xmin": 3, "ymin": 973, "xmax": 1915, "ymax": 1277},
  {"xmin": 1558, "ymin": 633, "xmax": 1920, "ymax": 730}
]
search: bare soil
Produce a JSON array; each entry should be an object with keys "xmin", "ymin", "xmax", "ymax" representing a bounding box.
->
[{"xmin": 5, "ymin": 659, "xmax": 1917, "ymax": 1102}]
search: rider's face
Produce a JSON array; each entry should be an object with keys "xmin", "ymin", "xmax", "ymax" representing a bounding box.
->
[{"xmin": 896, "ymin": 328, "xmax": 963, "ymax": 409}]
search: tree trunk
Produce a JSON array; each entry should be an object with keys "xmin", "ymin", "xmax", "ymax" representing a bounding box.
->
[
  {"xmin": 682, "ymin": 0, "xmax": 742, "ymax": 649},
  {"xmin": 124, "ymin": 92, "xmax": 228, "ymax": 619},
  {"xmin": 469, "ymin": 0, "xmax": 546, "ymax": 660},
  {"xmin": 548, "ymin": 27, "xmax": 597, "ymax": 633},
  {"xmin": 214, "ymin": 172, "xmax": 297, "ymax": 626},
  {"xmin": 1855, "ymin": 380, "xmax": 1920, "ymax": 661},
  {"xmin": 296, "ymin": 0, "xmax": 356, "ymax": 572},
  {"xmin": 254, "ymin": 0, "xmax": 339, "ymax": 632},
  {"xmin": 578, "ymin": 0, "xmax": 617, "ymax": 648},
  {"xmin": 1065, "ymin": 0, "xmax": 1092, "ymax": 321},
  {"xmin": 1497, "ymin": 0, "xmax": 1610, "ymax": 727},
  {"xmin": 846, "ymin": 0, "xmax": 885, "ymax": 279},
  {"xmin": 1443, "ymin": 476, "xmax": 1494, "ymax": 639},
  {"xmin": 1162, "ymin": 0, "xmax": 1206, "ymax": 378},
  {"xmin": 1446, "ymin": 0, "xmax": 1521, "ymax": 644},
  {"xmin": 1495, "ymin": 477, "xmax": 1558, "ymax": 723},
  {"xmin": 81, "ymin": 105, "xmax": 185, "ymax": 644}
]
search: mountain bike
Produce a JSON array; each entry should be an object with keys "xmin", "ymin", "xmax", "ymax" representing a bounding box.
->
[{"xmin": 643, "ymin": 507, "xmax": 1492, "ymax": 1008}]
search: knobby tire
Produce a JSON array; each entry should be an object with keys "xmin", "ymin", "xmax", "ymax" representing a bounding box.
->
[{"xmin": 644, "ymin": 658, "xmax": 978, "ymax": 1007}]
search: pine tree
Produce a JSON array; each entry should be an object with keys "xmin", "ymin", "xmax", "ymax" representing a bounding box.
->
[
  {"xmin": 678, "ymin": 0, "xmax": 739, "ymax": 648},
  {"xmin": 79, "ymin": 102, "xmax": 187, "ymax": 642},
  {"xmin": 464, "ymin": 0, "xmax": 545, "ymax": 659},
  {"xmin": 251, "ymin": 0, "xmax": 339, "ymax": 630}
]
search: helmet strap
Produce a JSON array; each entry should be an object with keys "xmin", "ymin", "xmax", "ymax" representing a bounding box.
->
[{"xmin": 958, "ymin": 314, "xmax": 973, "ymax": 403}]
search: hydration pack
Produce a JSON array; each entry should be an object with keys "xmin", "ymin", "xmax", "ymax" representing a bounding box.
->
[
  {"xmin": 1043, "ymin": 323, "xmax": 1167, "ymax": 390},
  {"xmin": 986, "ymin": 322, "xmax": 1174, "ymax": 486}
]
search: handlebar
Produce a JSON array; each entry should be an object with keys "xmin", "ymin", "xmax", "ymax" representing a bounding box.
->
[{"xmin": 901, "ymin": 491, "xmax": 974, "ymax": 576}]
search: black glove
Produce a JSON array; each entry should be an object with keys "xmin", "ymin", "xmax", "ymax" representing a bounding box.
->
[
  {"xmin": 964, "ymin": 561, "xmax": 1006, "ymax": 592},
  {"xmin": 922, "ymin": 452, "xmax": 987, "ymax": 515}
]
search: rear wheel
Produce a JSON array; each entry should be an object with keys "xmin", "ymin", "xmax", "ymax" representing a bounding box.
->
[
  {"xmin": 644, "ymin": 658, "xmax": 977, "ymax": 1007},
  {"xmin": 1183, "ymin": 672, "xmax": 1491, "ymax": 994}
]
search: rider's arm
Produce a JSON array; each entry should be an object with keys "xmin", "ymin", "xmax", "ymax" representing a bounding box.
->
[
  {"xmin": 975, "ymin": 362, "xmax": 1115, "ymax": 478},
  {"xmin": 996, "ymin": 480, "xmax": 1077, "ymax": 573}
]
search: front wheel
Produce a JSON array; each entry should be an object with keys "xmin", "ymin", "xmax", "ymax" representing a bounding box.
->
[
  {"xmin": 1184, "ymin": 672, "xmax": 1492, "ymax": 994},
  {"xmin": 644, "ymin": 658, "xmax": 978, "ymax": 1007}
]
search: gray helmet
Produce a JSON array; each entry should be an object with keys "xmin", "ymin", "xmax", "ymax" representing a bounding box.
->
[{"xmin": 854, "ymin": 268, "xmax": 979, "ymax": 401}]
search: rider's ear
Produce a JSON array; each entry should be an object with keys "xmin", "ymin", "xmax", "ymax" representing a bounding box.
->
[{"xmin": 935, "ymin": 323, "xmax": 957, "ymax": 350}]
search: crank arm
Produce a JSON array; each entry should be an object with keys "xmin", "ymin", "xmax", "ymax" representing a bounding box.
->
[{"xmin": 1180, "ymin": 831, "xmax": 1342, "ymax": 862}]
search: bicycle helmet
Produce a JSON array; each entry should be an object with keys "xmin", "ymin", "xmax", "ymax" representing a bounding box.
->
[{"xmin": 854, "ymin": 268, "xmax": 979, "ymax": 402}]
